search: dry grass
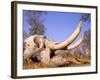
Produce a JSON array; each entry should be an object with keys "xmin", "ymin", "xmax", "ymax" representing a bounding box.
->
[{"xmin": 23, "ymin": 53, "xmax": 91, "ymax": 69}]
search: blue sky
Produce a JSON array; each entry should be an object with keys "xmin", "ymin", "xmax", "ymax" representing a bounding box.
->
[{"xmin": 23, "ymin": 10, "xmax": 90, "ymax": 43}]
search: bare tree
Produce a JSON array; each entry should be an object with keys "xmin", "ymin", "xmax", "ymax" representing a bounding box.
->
[
  {"xmin": 81, "ymin": 29, "xmax": 91, "ymax": 55},
  {"xmin": 25, "ymin": 11, "xmax": 47, "ymax": 35},
  {"xmin": 23, "ymin": 30, "xmax": 28, "ymax": 40},
  {"xmin": 80, "ymin": 13, "xmax": 90, "ymax": 22}
]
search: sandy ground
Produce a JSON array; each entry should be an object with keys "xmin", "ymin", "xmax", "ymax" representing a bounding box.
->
[{"xmin": 23, "ymin": 53, "xmax": 91, "ymax": 69}]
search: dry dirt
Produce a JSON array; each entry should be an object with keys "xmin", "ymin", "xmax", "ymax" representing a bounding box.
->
[{"xmin": 23, "ymin": 53, "xmax": 91, "ymax": 69}]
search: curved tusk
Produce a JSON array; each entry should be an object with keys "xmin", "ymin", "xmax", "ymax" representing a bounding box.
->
[
  {"xmin": 50, "ymin": 20, "xmax": 83, "ymax": 50},
  {"xmin": 67, "ymin": 35, "xmax": 83, "ymax": 50}
]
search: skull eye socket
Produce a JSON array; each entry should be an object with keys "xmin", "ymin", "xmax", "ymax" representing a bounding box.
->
[
  {"xmin": 24, "ymin": 42, "xmax": 30, "ymax": 49},
  {"xmin": 27, "ymin": 44, "xmax": 30, "ymax": 47},
  {"xmin": 34, "ymin": 44, "xmax": 38, "ymax": 48}
]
